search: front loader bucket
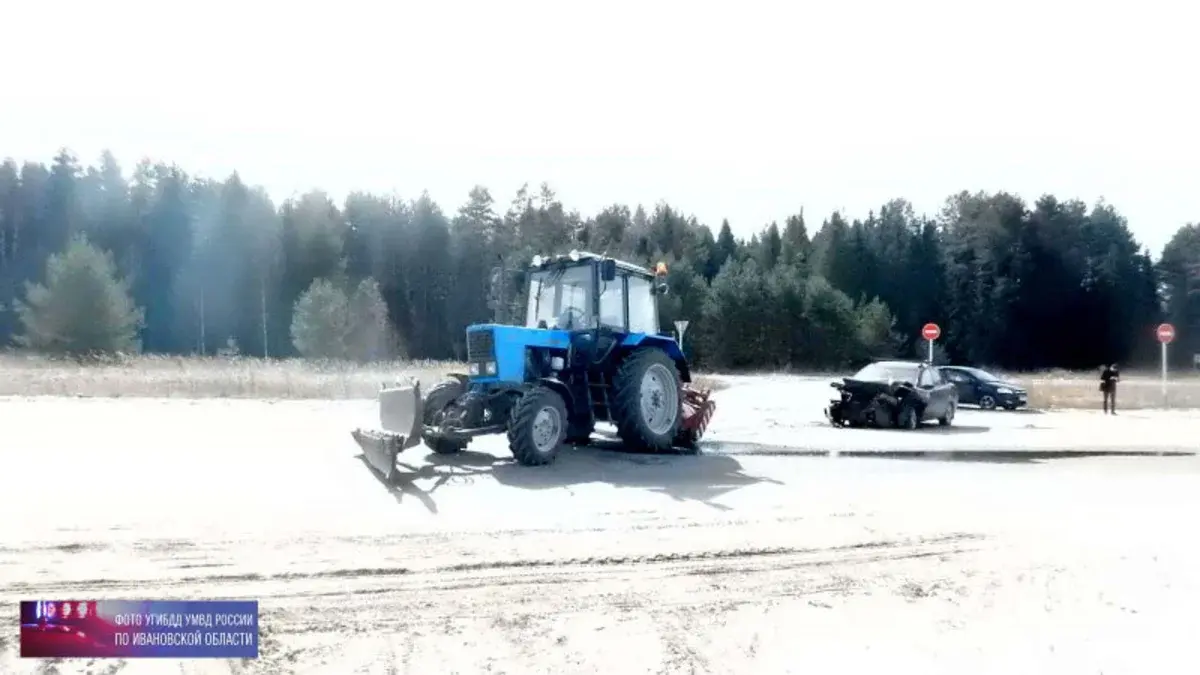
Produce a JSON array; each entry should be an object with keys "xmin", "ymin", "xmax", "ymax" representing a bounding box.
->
[{"xmin": 351, "ymin": 382, "xmax": 424, "ymax": 481}]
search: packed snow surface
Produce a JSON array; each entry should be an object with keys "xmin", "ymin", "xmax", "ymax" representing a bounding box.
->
[{"xmin": 2, "ymin": 375, "xmax": 1199, "ymax": 673}]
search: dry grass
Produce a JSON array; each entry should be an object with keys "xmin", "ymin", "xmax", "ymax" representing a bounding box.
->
[
  {"xmin": 0, "ymin": 352, "xmax": 729, "ymax": 400},
  {"xmin": 0, "ymin": 353, "xmax": 458, "ymax": 400},
  {"xmin": 1007, "ymin": 369, "xmax": 1200, "ymax": 411},
  {"xmin": 9, "ymin": 352, "xmax": 1195, "ymax": 410}
]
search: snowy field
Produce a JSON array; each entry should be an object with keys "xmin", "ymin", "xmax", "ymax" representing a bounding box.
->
[{"xmin": 2, "ymin": 375, "xmax": 1200, "ymax": 673}]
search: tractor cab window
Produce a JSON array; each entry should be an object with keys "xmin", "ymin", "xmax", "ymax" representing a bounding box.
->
[
  {"xmin": 526, "ymin": 264, "xmax": 594, "ymax": 330},
  {"xmin": 626, "ymin": 275, "xmax": 659, "ymax": 335},
  {"xmin": 598, "ymin": 275, "xmax": 624, "ymax": 329}
]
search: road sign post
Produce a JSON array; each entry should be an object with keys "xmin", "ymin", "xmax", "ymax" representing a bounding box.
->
[
  {"xmin": 674, "ymin": 320, "xmax": 690, "ymax": 351},
  {"xmin": 1157, "ymin": 323, "xmax": 1175, "ymax": 403},
  {"xmin": 921, "ymin": 322, "xmax": 941, "ymax": 364}
]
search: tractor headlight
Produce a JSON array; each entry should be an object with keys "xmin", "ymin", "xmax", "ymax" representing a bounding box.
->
[
  {"xmin": 484, "ymin": 361, "xmax": 497, "ymax": 375},
  {"xmin": 550, "ymin": 356, "xmax": 565, "ymax": 371},
  {"xmin": 468, "ymin": 363, "xmax": 480, "ymax": 376}
]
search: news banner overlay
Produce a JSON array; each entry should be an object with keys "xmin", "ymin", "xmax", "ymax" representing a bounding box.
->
[{"xmin": 20, "ymin": 600, "xmax": 258, "ymax": 659}]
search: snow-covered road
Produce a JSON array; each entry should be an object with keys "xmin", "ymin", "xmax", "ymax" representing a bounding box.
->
[{"xmin": 2, "ymin": 376, "xmax": 1198, "ymax": 673}]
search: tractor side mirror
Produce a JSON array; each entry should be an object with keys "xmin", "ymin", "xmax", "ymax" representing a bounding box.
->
[
  {"xmin": 600, "ymin": 259, "xmax": 617, "ymax": 282},
  {"xmin": 656, "ymin": 283, "xmax": 669, "ymax": 296}
]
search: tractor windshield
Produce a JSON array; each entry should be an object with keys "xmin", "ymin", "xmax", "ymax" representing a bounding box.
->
[{"xmin": 526, "ymin": 264, "xmax": 594, "ymax": 330}]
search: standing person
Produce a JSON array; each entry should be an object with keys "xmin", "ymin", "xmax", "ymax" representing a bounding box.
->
[{"xmin": 1100, "ymin": 363, "xmax": 1120, "ymax": 414}]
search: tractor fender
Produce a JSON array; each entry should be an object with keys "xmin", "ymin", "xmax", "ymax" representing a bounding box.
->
[
  {"xmin": 445, "ymin": 373, "xmax": 470, "ymax": 388},
  {"xmin": 534, "ymin": 377, "xmax": 575, "ymax": 412},
  {"xmin": 619, "ymin": 334, "xmax": 692, "ymax": 383}
]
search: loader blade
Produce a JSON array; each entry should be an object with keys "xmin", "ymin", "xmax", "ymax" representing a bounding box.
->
[
  {"xmin": 379, "ymin": 382, "xmax": 424, "ymax": 439},
  {"xmin": 352, "ymin": 382, "xmax": 425, "ymax": 480},
  {"xmin": 352, "ymin": 428, "xmax": 406, "ymax": 481}
]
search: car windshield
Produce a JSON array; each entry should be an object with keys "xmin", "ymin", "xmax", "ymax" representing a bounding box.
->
[
  {"xmin": 525, "ymin": 264, "xmax": 593, "ymax": 330},
  {"xmin": 853, "ymin": 362, "xmax": 920, "ymax": 383}
]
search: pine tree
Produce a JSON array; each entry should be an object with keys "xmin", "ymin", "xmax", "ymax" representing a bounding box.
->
[
  {"xmin": 290, "ymin": 278, "xmax": 350, "ymax": 359},
  {"xmin": 15, "ymin": 234, "xmax": 144, "ymax": 356}
]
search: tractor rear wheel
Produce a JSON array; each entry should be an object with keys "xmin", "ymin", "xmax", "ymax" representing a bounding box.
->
[
  {"xmin": 423, "ymin": 379, "xmax": 467, "ymax": 454},
  {"xmin": 673, "ymin": 428, "xmax": 701, "ymax": 450},
  {"xmin": 612, "ymin": 348, "xmax": 683, "ymax": 452},
  {"xmin": 507, "ymin": 386, "xmax": 568, "ymax": 466}
]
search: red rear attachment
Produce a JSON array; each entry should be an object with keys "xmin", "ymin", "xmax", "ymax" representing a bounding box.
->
[{"xmin": 679, "ymin": 384, "xmax": 716, "ymax": 439}]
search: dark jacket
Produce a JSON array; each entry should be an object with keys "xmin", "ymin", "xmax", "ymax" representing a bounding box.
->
[{"xmin": 1100, "ymin": 367, "xmax": 1119, "ymax": 392}]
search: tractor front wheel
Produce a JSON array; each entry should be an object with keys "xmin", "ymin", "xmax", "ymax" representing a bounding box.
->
[
  {"xmin": 612, "ymin": 348, "xmax": 683, "ymax": 452},
  {"xmin": 507, "ymin": 386, "xmax": 568, "ymax": 466},
  {"xmin": 422, "ymin": 378, "xmax": 468, "ymax": 454}
]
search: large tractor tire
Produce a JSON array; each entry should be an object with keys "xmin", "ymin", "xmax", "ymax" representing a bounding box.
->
[
  {"xmin": 673, "ymin": 427, "xmax": 700, "ymax": 450},
  {"xmin": 423, "ymin": 378, "xmax": 468, "ymax": 454},
  {"xmin": 507, "ymin": 385, "xmax": 568, "ymax": 466},
  {"xmin": 612, "ymin": 348, "xmax": 683, "ymax": 452}
]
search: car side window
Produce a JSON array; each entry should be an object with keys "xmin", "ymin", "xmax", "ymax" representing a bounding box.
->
[{"xmin": 942, "ymin": 370, "xmax": 963, "ymax": 383}]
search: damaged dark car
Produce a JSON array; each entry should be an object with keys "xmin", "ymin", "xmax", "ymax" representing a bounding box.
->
[{"xmin": 825, "ymin": 360, "xmax": 958, "ymax": 429}]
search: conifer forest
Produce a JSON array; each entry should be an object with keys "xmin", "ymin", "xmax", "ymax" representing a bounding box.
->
[{"xmin": 1, "ymin": 149, "xmax": 1197, "ymax": 371}]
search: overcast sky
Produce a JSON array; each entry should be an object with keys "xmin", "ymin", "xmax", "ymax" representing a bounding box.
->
[{"xmin": 2, "ymin": 0, "xmax": 1196, "ymax": 255}]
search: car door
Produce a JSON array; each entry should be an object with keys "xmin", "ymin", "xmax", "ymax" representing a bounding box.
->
[
  {"xmin": 931, "ymin": 368, "xmax": 957, "ymax": 407},
  {"xmin": 916, "ymin": 366, "xmax": 945, "ymax": 419},
  {"xmin": 943, "ymin": 368, "xmax": 977, "ymax": 404}
]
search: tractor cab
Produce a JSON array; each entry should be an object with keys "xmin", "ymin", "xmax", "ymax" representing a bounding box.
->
[{"xmin": 524, "ymin": 251, "xmax": 667, "ymax": 335}]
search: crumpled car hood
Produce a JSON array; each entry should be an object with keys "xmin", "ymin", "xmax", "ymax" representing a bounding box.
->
[{"xmin": 837, "ymin": 378, "xmax": 908, "ymax": 397}]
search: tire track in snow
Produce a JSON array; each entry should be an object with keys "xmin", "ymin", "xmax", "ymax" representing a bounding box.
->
[{"xmin": 3, "ymin": 532, "xmax": 985, "ymax": 597}]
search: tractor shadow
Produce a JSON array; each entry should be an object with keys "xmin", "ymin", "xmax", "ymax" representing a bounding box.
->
[
  {"xmin": 490, "ymin": 437, "xmax": 784, "ymax": 511},
  {"xmin": 357, "ymin": 432, "xmax": 781, "ymax": 514}
]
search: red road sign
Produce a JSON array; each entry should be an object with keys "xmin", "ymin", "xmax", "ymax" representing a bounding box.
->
[
  {"xmin": 921, "ymin": 323, "xmax": 941, "ymax": 341},
  {"xmin": 1157, "ymin": 323, "xmax": 1175, "ymax": 344}
]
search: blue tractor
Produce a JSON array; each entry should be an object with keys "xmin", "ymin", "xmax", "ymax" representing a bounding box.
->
[{"xmin": 351, "ymin": 250, "xmax": 716, "ymax": 478}]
